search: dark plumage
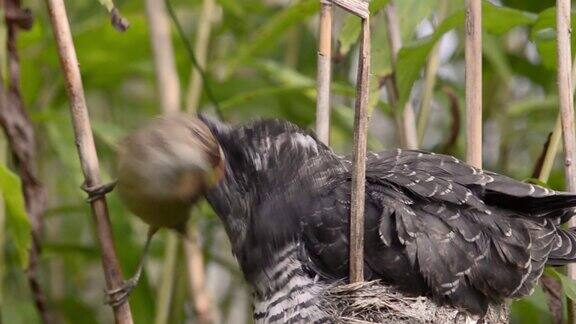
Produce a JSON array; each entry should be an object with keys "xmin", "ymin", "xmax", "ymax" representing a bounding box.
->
[{"xmin": 198, "ymin": 114, "xmax": 576, "ymax": 322}]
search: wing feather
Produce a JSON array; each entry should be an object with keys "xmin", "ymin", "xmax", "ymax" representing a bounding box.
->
[{"xmin": 303, "ymin": 148, "xmax": 576, "ymax": 316}]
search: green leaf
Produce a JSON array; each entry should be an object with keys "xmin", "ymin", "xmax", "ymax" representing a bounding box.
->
[
  {"xmin": 511, "ymin": 285, "xmax": 554, "ymax": 323},
  {"xmin": 57, "ymin": 297, "xmax": 99, "ymax": 324},
  {"xmin": 0, "ymin": 163, "xmax": 31, "ymax": 269},
  {"xmin": 397, "ymin": 0, "xmax": 438, "ymax": 41},
  {"xmin": 523, "ymin": 178, "xmax": 550, "ymax": 187},
  {"xmin": 483, "ymin": 3, "xmax": 537, "ymax": 34},
  {"xmin": 228, "ymin": 0, "xmax": 320, "ymax": 74},
  {"xmin": 396, "ymin": 2, "xmax": 537, "ymax": 110},
  {"xmin": 92, "ymin": 120, "xmax": 126, "ymax": 150},
  {"xmin": 255, "ymin": 60, "xmax": 315, "ymax": 87},
  {"xmin": 218, "ymin": 61, "xmax": 356, "ymax": 112},
  {"xmin": 216, "ymin": 0, "xmax": 246, "ymax": 17},
  {"xmin": 338, "ymin": 0, "xmax": 425, "ymax": 55},
  {"xmin": 483, "ymin": 34, "xmax": 513, "ymax": 82},
  {"xmin": 338, "ymin": 0, "xmax": 392, "ymax": 54},
  {"xmin": 545, "ymin": 267, "xmax": 576, "ymax": 301},
  {"xmin": 43, "ymin": 243, "xmax": 99, "ymax": 259},
  {"xmin": 220, "ymin": 85, "xmax": 313, "ymax": 111},
  {"xmin": 338, "ymin": 16, "xmax": 362, "ymax": 56},
  {"xmin": 395, "ymin": 11, "xmax": 464, "ymax": 111},
  {"xmin": 507, "ymin": 95, "xmax": 558, "ymax": 117},
  {"xmin": 97, "ymin": 0, "xmax": 114, "ymax": 12},
  {"xmin": 502, "ymin": 0, "xmax": 555, "ymax": 13},
  {"xmin": 530, "ymin": 7, "xmax": 576, "ymax": 69}
]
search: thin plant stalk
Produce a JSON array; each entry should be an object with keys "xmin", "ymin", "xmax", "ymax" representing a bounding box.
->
[
  {"xmin": 537, "ymin": 56, "xmax": 576, "ymax": 184},
  {"xmin": 328, "ymin": 0, "xmax": 370, "ymax": 284},
  {"xmin": 183, "ymin": 224, "xmax": 215, "ymax": 324},
  {"xmin": 145, "ymin": 0, "xmax": 181, "ymax": 114},
  {"xmin": 154, "ymin": 234, "xmax": 179, "ymax": 324},
  {"xmin": 169, "ymin": 258, "xmax": 188, "ymax": 323},
  {"xmin": 556, "ymin": 1, "xmax": 576, "ymax": 322},
  {"xmin": 556, "ymin": 0, "xmax": 576, "ymax": 193},
  {"xmin": 0, "ymin": 134, "xmax": 5, "ymax": 308},
  {"xmin": 144, "ymin": 0, "xmax": 182, "ymax": 321},
  {"xmin": 44, "ymin": 0, "xmax": 133, "ymax": 322},
  {"xmin": 465, "ymin": 0, "xmax": 482, "ymax": 168},
  {"xmin": 185, "ymin": 0, "xmax": 216, "ymax": 113},
  {"xmin": 147, "ymin": 1, "xmax": 215, "ymax": 321},
  {"xmin": 538, "ymin": 117, "xmax": 562, "ymax": 183},
  {"xmin": 383, "ymin": 3, "xmax": 418, "ymax": 149},
  {"xmin": 417, "ymin": 0, "xmax": 448, "ymax": 145},
  {"xmin": 315, "ymin": 0, "xmax": 332, "ymax": 145},
  {"xmin": 349, "ymin": 16, "xmax": 370, "ymax": 283}
]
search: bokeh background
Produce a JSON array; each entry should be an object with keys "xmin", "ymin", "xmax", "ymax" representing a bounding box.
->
[{"xmin": 2, "ymin": 0, "xmax": 574, "ymax": 322}]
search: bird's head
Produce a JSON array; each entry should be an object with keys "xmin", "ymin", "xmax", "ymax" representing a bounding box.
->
[
  {"xmin": 116, "ymin": 114, "xmax": 225, "ymax": 228},
  {"xmin": 197, "ymin": 114, "xmax": 337, "ymax": 257}
]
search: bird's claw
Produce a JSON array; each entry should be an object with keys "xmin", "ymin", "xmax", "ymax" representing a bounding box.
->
[
  {"xmin": 82, "ymin": 180, "xmax": 118, "ymax": 202},
  {"xmin": 105, "ymin": 277, "xmax": 138, "ymax": 307}
]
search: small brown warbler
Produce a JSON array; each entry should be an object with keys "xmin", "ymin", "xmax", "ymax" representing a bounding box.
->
[{"xmin": 110, "ymin": 114, "xmax": 224, "ymax": 305}]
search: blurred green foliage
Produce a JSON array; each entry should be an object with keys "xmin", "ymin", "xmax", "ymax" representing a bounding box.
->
[
  {"xmin": 0, "ymin": 163, "xmax": 30, "ymax": 269},
  {"xmin": 1, "ymin": 0, "xmax": 575, "ymax": 323}
]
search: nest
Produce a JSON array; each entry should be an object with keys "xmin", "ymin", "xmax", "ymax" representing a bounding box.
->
[{"xmin": 320, "ymin": 281, "xmax": 509, "ymax": 324}]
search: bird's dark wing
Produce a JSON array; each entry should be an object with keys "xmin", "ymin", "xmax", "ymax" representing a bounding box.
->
[
  {"xmin": 302, "ymin": 149, "xmax": 576, "ymax": 315},
  {"xmin": 373, "ymin": 149, "xmax": 576, "ymax": 216}
]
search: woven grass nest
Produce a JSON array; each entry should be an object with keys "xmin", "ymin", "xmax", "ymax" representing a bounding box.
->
[{"xmin": 321, "ymin": 281, "xmax": 509, "ymax": 323}]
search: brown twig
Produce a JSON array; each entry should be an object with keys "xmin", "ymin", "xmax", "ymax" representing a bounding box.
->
[
  {"xmin": 349, "ymin": 15, "xmax": 370, "ymax": 284},
  {"xmin": 532, "ymin": 131, "xmax": 553, "ymax": 180},
  {"xmin": 0, "ymin": 1, "xmax": 52, "ymax": 322},
  {"xmin": 44, "ymin": 0, "xmax": 133, "ymax": 322},
  {"xmin": 315, "ymin": 0, "xmax": 332, "ymax": 145},
  {"xmin": 540, "ymin": 275, "xmax": 563, "ymax": 324},
  {"xmin": 556, "ymin": 1, "xmax": 576, "ymax": 322},
  {"xmin": 383, "ymin": 3, "xmax": 418, "ymax": 150},
  {"xmin": 465, "ymin": 0, "xmax": 482, "ymax": 168},
  {"xmin": 329, "ymin": 0, "xmax": 371, "ymax": 284},
  {"xmin": 439, "ymin": 87, "xmax": 461, "ymax": 155}
]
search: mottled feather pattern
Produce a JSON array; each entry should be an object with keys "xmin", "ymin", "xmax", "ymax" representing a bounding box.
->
[
  {"xmin": 199, "ymin": 116, "xmax": 576, "ymax": 318},
  {"xmin": 361, "ymin": 150, "xmax": 573, "ymax": 308},
  {"xmin": 252, "ymin": 244, "xmax": 329, "ymax": 323}
]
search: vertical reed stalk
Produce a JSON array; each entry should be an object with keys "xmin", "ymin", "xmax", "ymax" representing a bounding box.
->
[
  {"xmin": 185, "ymin": 0, "xmax": 215, "ymax": 113},
  {"xmin": 417, "ymin": 0, "xmax": 448, "ymax": 145},
  {"xmin": 384, "ymin": 3, "xmax": 418, "ymax": 149},
  {"xmin": 316, "ymin": 0, "xmax": 333, "ymax": 145},
  {"xmin": 555, "ymin": 0, "xmax": 576, "ymax": 321},
  {"xmin": 349, "ymin": 15, "xmax": 370, "ymax": 283},
  {"xmin": 465, "ymin": 0, "xmax": 483, "ymax": 168}
]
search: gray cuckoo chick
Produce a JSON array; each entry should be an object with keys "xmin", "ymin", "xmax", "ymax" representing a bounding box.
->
[
  {"xmin": 197, "ymin": 114, "xmax": 576, "ymax": 322},
  {"xmin": 116, "ymin": 113, "xmax": 576, "ymax": 322}
]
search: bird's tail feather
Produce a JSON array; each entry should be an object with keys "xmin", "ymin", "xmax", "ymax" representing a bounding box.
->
[{"xmin": 547, "ymin": 227, "xmax": 576, "ymax": 265}]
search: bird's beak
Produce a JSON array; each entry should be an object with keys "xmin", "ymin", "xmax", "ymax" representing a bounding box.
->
[
  {"xmin": 203, "ymin": 146, "xmax": 226, "ymax": 189},
  {"xmin": 197, "ymin": 113, "xmax": 231, "ymax": 141}
]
